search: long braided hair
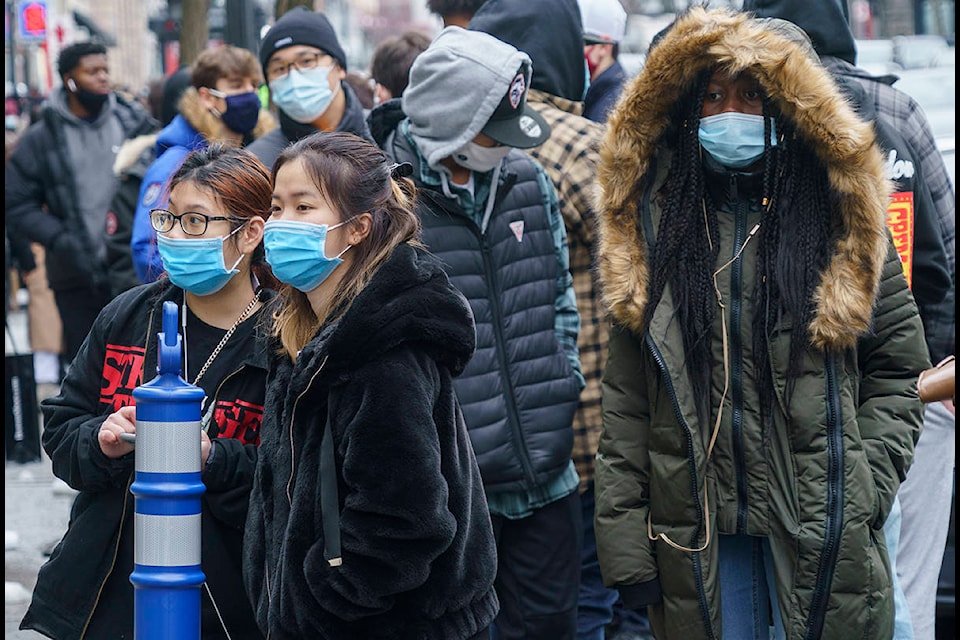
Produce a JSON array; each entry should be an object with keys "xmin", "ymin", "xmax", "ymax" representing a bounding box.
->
[{"xmin": 645, "ymin": 67, "xmax": 839, "ymax": 420}]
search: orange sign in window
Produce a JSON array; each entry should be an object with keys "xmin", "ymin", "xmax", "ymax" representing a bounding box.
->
[{"xmin": 886, "ymin": 191, "xmax": 914, "ymax": 289}]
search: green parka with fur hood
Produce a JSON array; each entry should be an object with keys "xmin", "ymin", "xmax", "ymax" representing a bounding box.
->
[{"xmin": 593, "ymin": 8, "xmax": 930, "ymax": 639}]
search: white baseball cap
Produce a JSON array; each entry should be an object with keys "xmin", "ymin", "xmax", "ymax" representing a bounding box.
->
[{"xmin": 578, "ymin": 0, "xmax": 627, "ymax": 44}]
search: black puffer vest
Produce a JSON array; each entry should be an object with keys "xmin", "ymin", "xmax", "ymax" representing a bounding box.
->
[{"xmin": 389, "ymin": 132, "xmax": 580, "ymax": 492}]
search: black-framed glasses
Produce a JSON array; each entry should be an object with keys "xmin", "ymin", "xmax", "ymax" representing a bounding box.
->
[
  {"xmin": 150, "ymin": 208, "xmax": 241, "ymax": 236},
  {"xmin": 266, "ymin": 52, "xmax": 332, "ymax": 82}
]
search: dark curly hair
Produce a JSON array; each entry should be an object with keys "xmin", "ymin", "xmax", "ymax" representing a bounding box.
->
[
  {"xmin": 58, "ymin": 42, "xmax": 107, "ymax": 77},
  {"xmin": 645, "ymin": 68, "xmax": 837, "ymax": 420}
]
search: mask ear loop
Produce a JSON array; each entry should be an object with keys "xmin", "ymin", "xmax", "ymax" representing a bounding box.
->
[
  {"xmin": 646, "ymin": 199, "xmax": 762, "ymax": 554},
  {"xmin": 224, "ymin": 221, "xmax": 249, "ymax": 271},
  {"xmin": 323, "ymin": 216, "xmax": 358, "ymax": 260}
]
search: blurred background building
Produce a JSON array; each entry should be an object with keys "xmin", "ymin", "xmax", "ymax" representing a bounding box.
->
[
  {"xmin": 3, "ymin": 0, "xmax": 955, "ymax": 118},
  {"xmin": 5, "ymin": 0, "xmax": 441, "ymax": 99}
]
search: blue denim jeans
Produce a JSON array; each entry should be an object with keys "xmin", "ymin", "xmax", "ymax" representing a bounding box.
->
[
  {"xmin": 718, "ymin": 534, "xmax": 785, "ymax": 640},
  {"xmin": 577, "ymin": 482, "xmax": 620, "ymax": 640},
  {"xmin": 884, "ymin": 494, "xmax": 916, "ymax": 639}
]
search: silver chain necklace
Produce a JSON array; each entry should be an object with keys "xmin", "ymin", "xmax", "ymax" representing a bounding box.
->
[{"xmin": 190, "ymin": 289, "xmax": 262, "ymax": 388}]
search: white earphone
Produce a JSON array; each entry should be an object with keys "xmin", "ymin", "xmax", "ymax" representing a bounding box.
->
[{"xmin": 67, "ymin": 78, "xmax": 77, "ymax": 92}]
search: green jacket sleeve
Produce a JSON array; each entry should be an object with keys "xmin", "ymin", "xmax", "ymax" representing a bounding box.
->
[
  {"xmin": 595, "ymin": 324, "xmax": 661, "ymax": 607},
  {"xmin": 856, "ymin": 237, "xmax": 930, "ymax": 528}
]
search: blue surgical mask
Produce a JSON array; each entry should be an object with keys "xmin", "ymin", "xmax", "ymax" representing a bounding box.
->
[
  {"xmin": 268, "ymin": 66, "xmax": 340, "ymax": 124},
  {"xmin": 157, "ymin": 225, "xmax": 245, "ymax": 295},
  {"xmin": 452, "ymin": 141, "xmax": 511, "ymax": 173},
  {"xmin": 263, "ymin": 219, "xmax": 352, "ymax": 292},
  {"xmin": 698, "ymin": 112, "xmax": 777, "ymax": 169},
  {"xmin": 209, "ymin": 89, "xmax": 262, "ymax": 134}
]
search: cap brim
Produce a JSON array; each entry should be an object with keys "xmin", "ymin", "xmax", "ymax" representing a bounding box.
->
[
  {"xmin": 481, "ymin": 105, "xmax": 551, "ymax": 149},
  {"xmin": 583, "ymin": 35, "xmax": 616, "ymax": 45}
]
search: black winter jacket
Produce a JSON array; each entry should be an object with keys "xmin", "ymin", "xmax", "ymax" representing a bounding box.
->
[
  {"xmin": 4, "ymin": 91, "xmax": 156, "ymax": 292},
  {"xmin": 246, "ymin": 81, "xmax": 373, "ymax": 168},
  {"xmin": 105, "ymin": 133, "xmax": 158, "ymax": 298},
  {"xmin": 21, "ymin": 280, "xmax": 271, "ymax": 640},
  {"xmin": 244, "ymin": 244, "xmax": 499, "ymax": 639}
]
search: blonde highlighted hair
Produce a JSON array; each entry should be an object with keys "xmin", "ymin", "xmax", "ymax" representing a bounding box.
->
[{"xmin": 269, "ymin": 132, "xmax": 421, "ymax": 359}]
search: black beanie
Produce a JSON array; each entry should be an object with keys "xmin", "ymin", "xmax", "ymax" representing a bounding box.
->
[{"xmin": 259, "ymin": 7, "xmax": 347, "ymax": 76}]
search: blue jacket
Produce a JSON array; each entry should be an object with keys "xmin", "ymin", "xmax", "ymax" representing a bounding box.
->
[
  {"xmin": 130, "ymin": 89, "xmax": 276, "ymax": 283},
  {"xmin": 130, "ymin": 114, "xmax": 205, "ymax": 282}
]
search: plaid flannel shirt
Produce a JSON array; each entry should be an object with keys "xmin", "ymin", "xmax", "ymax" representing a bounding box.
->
[
  {"xmin": 526, "ymin": 89, "xmax": 610, "ymax": 492},
  {"xmin": 828, "ymin": 57, "xmax": 955, "ymax": 362}
]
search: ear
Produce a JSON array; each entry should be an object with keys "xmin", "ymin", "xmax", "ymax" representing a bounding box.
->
[
  {"xmin": 348, "ymin": 213, "xmax": 373, "ymax": 245},
  {"xmin": 197, "ymin": 86, "xmax": 221, "ymax": 111},
  {"xmin": 239, "ymin": 216, "xmax": 265, "ymax": 253}
]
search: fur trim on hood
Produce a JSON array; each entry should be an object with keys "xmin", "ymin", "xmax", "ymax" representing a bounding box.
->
[
  {"xmin": 595, "ymin": 7, "xmax": 891, "ymax": 351},
  {"xmin": 178, "ymin": 87, "xmax": 276, "ymax": 143},
  {"xmin": 113, "ymin": 133, "xmax": 157, "ymax": 175}
]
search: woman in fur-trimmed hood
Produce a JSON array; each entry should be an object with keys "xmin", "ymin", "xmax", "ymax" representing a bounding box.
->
[{"xmin": 592, "ymin": 7, "xmax": 929, "ymax": 639}]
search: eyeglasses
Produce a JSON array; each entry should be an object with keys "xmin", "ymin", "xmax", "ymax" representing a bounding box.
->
[
  {"xmin": 266, "ymin": 52, "xmax": 333, "ymax": 82},
  {"xmin": 150, "ymin": 209, "xmax": 241, "ymax": 236}
]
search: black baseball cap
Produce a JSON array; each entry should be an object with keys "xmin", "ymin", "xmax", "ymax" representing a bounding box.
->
[{"xmin": 480, "ymin": 63, "xmax": 551, "ymax": 149}]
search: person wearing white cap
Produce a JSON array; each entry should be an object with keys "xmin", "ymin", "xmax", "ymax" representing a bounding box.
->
[{"xmin": 578, "ymin": 0, "xmax": 629, "ymax": 123}]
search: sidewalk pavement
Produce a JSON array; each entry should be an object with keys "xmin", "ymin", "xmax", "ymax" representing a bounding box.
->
[
  {"xmin": 6, "ymin": 303, "xmax": 70, "ymax": 638},
  {"xmin": 5, "ymin": 454, "xmax": 73, "ymax": 638}
]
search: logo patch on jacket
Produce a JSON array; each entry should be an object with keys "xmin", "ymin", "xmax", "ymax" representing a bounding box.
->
[
  {"xmin": 105, "ymin": 211, "xmax": 118, "ymax": 235},
  {"xmin": 885, "ymin": 149, "xmax": 915, "ymax": 181},
  {"xmin": 886, "ymin": 191, "xmax": 915, "ymax": 289},
  {"xmin": 142, "ymin": 182, "xmax": 162, "ymax": 207},
  {"xmin": 212, "ymin": 398, "xmax": 263, "ymax": 445},
  {"xmin": 100, "ymin": 344, "xmax": 146, "ymax": 410},
  {"xmin": 509, "ymin": 220, "xmax": 524, "ymax": 242}
]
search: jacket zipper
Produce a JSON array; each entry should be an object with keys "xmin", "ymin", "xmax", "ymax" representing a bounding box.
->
[
  {"xmin": 804, "ymin": 354, "xmax": 844, "ymax": 639},
  {"xmin": 646, "ymin": 335, "xmax": 716, "ymax": 640},
  {"xmin": 728, "ymin": 176, "xmax": 749, "ymax": 534},
  {"xmin": 285, "ymin": 356, "xmax": 328, "ymax": 504},
  {"xmin": 79, "ymin": 473, "xmax": 136, "ymax": 638},
  {"xmin": 80, "ymin": 305, "xmax": 163, "ymax": 638},
  {"xmin": 206, "ymin": 364, "xmax": 245, "ymax": 430},
  {"xmin": 270, "ymin": 355, "xmax": 328, "ymax": 634},
  {"xmin": 478, "ymin": 224, "xmax": 537, "ymax": 486},
  {"xmin": 199, "ymin": 364, "xmax": 246, "ymax": 640}
]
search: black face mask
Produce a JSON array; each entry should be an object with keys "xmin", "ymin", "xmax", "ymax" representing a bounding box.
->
[{"xmin": 68, "ymin": 79, "xmax": 109, "ymax": 114}]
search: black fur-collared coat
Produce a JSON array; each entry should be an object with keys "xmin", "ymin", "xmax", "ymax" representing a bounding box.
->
[{"xmin": 243, "ymin": 244, "xmax": 499, "ymax": 639}]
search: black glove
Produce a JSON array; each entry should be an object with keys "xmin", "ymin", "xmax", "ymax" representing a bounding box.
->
[
  {"xmin": 48, "ymin": 232, "xmax": 98, "ymax": 285},
  {"xmin": 48, "ymin": 231, "xmax": 80, "ymax": 256}
]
